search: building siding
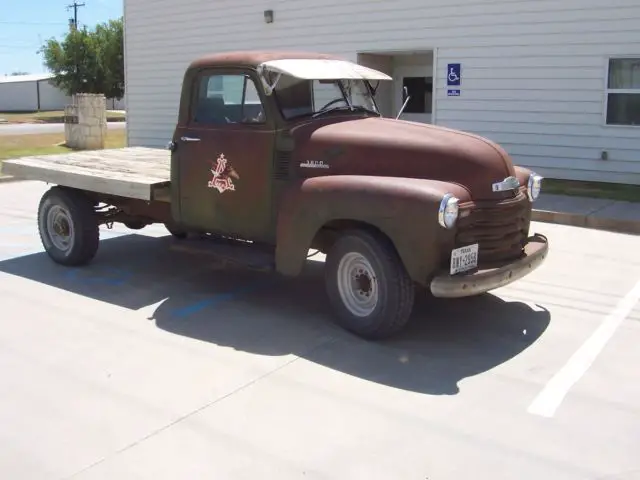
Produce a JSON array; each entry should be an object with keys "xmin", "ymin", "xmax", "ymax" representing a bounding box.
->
[
  {"xmin": 39, "ymin": 81, "xmax": 72, "ymax": 111},
  {"xmin": 124, "ymin": 0, "xmax": 640, "ymax": 183},
  {"xmin": 0, "ymin": 81, "xmax": 40, "ymax": 111}
]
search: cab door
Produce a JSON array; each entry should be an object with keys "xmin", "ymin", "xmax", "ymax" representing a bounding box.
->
[{"xmin": 173, "ymin": 68, "xmax": 275, "ymax": 241}]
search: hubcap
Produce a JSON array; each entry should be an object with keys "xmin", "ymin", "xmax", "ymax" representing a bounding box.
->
[
  {"xmin": 46, "ymin": 205, "xmax": 74, "ymax": 252},
  {"xmin": 336, "ymin": 252, "xmax": 379, "ymax": 317}
]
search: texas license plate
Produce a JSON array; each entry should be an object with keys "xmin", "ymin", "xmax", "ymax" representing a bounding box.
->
[{"xmin": 450, "ymin": 243, "xmax": 479, "ymax": 275}]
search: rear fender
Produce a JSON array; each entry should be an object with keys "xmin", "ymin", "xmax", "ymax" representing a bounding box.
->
[{"xmin": 275, "ymin": 175, "xmax": 471, "ymax": 283}]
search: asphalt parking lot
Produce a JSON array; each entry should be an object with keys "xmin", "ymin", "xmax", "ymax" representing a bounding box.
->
[{"xmin": 1, "ymin": 181, "xmax": 639, "ymax": 480}]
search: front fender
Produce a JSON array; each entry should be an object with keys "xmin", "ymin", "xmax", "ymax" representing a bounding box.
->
[{"xmin": 275, "ymin": 175, "xmax": 471, "ymax": 283}]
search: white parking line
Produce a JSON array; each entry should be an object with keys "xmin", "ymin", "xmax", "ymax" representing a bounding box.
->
[{"xmin": 528, "ymin": 279, "xmax": 640, "ymax": 418}]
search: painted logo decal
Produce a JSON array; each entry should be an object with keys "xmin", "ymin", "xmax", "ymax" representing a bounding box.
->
[
  {"xmin": 299, "ymin": 160, "xmax": 330, "ymax": 169},
  {"xmin": 207, "ymin": 153, "xmax": 239, "ymax": 193}
]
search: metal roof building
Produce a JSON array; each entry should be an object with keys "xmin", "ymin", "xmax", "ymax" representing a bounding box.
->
[
  {"xmin": 0, "ymin": 73, "xmax": 71, "ymax": 112},
  {"xmin": 0, "ymin": 73, "xmax": 126, "ymax": 112}
]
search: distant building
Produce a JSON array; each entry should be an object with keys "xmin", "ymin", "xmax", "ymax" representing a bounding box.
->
[
  {"xmin": 0, "ymin": 73, "xmax": 125, "ymax": 112},
  {"xmin": 122, "ymin": 0, "xmax": 640, "ymax": 184}
]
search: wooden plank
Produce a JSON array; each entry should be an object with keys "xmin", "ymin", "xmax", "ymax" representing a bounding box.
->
[{"xmin": 2, "ymin": 147, "xmax": 171, "ymax": 201}]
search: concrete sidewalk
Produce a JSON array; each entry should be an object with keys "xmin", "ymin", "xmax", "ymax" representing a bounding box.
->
[{"xmin": 532, "ymin": 193, "xmax": 640, "ymax": 235}]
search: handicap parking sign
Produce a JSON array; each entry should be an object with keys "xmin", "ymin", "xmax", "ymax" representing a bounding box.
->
[{"xmin": 447, "ymin": 63, "xmax": 461, "ymax": 86}]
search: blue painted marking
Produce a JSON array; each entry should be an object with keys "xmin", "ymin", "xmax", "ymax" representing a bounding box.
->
[{"xmin": 171, "ymin": 282, "xmax": 267, "ymax": 319}]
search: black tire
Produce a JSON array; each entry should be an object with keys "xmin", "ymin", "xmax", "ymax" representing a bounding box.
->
[
  {"xmin": 324, "ymin": 229, "xmax": 415, "ymax": 340},
  {"xmin": 124, "ymin": 221, "xmax": 147, "ymax": 230},
  {"xmin": 37, "ymin": 186, "xmax": 99, "ymax": 266},
  {"xmin": 164, "ymin": 222, "xmax": 188, "ymax": 239}
]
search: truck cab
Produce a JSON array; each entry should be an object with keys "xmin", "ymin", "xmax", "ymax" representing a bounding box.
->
[{"xmin": 169, "ymin": 51, "xmax": 393, "ymax": 242}]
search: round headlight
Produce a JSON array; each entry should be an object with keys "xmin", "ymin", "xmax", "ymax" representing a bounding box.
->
[
  {"xmin": 438, "ymin": 193, "xmax": 460, "ymax": 229},
  {"xmin": 527, "ymin": 173, "xmax": 544, "ymax": 201}
]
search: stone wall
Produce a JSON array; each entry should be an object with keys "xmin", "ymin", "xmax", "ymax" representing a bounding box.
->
[{"xmin": 64, "ymin": 93, "xmax": 107, "ymax": 150}]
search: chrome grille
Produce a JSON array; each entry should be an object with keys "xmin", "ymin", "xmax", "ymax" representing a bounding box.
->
[{"xmin": 455, "ymin": 192, "xmax": 531, "ymax": 265}]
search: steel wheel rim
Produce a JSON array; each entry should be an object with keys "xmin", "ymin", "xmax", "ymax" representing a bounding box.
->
[
  {"xmin": 336, "ymin": 252, "xmax": 379, "ymax": 317},
  {"xmin": 46, "ymin": 205, "xmax": 74, "ymax": 252}
]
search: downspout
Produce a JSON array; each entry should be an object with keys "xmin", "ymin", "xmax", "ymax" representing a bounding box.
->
[
  {"xmin": 431, "ymin": 47, "xmax": 438, "ymax": 125},
  {"xmin": 36, "ymin": 79, "xmax": 41, "ymax": 111}
]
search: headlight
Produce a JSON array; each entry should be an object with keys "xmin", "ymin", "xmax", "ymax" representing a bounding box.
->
[
  {"xmin": 527, "ymin": 173, "xmax": 544, "ymax": 201},
  {"xmin": 438, "ymin": 193, "xmax": 459, "ymax": 229}
]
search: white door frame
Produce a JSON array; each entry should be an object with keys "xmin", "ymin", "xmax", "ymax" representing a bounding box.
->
[{"xmin": 354, "ymin": 47, "xmax": 437, "ymax": 123}]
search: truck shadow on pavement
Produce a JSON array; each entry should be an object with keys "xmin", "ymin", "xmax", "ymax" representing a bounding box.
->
[{"xmin": 0, "ymin": 232, "xmax": 551, "ymax": 396}]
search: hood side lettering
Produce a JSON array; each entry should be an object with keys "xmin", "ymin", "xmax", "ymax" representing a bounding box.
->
[{"xmin": 300, "ymin": 160, "xmax": 330, "ymax": 169}]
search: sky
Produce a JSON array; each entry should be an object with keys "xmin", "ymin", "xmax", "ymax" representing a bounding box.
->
[{"xmin": 0, "ymin": 0, "xmax": 123, "ymax": 76}]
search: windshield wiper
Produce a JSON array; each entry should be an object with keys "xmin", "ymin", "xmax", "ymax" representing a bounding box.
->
[{"xmin": 311, "ymin": 105, "xmax": 379, "ymax": 119}]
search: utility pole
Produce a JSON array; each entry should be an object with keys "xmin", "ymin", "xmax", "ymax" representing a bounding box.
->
[
  {"xmin": 66, "ymin": 1, "xmax": 85, "ymax": 31},
  {"xmin": 66, "ymin": 1, "xmax": 86, "ymax": 96}
]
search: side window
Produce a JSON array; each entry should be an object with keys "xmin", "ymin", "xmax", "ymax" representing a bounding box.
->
[
  {"xmin": 606, "ymin": 58, "xmax": 640, "ymax": 126},
  {"xmin": 193, "ymin": 73, "xmax": 266, "ymax": 125}
]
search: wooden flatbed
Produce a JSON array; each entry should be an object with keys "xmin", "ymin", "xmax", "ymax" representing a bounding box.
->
[{"xmin": 1, "ymin": 147, "xmax": 171, "ymax": 201}]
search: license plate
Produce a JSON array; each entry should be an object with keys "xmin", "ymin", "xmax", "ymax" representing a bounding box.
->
[{"xmin": 450, "ymin": 243, "xmax": 479, "ymax": 275}]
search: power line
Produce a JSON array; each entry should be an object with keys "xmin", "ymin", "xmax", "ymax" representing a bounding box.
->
[
  {"xmin": 0, "ymin": 45, "xmax": 42, "ymax": 50},
  {"xmin": 0, "ymin": 21, "xmax": 68, "ymax": 25}
]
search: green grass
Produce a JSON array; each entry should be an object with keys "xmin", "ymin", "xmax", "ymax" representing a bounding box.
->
[
  {"xmin": 543, "ymin": 179, "xmax": 640, "ymax": 203},
  {"xmin": 0, "ymin": 130, "xmax": 127, "ymax": 166},
  {"xmin": 0, "ymin": 110, "xmax": 126, "ymax": 124}
]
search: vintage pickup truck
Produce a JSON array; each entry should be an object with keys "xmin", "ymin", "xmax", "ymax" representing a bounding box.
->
[{"xmin": 2, "ymin": 51, "xmax": 548, "ymax": 340}]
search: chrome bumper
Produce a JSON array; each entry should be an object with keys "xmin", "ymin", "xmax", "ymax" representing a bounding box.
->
[{"xmin": 430, "ymin": 233, "xmax": 549, "ymax": 298}]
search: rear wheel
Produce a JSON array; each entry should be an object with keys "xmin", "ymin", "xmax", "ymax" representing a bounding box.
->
[
  {"xmin": 324, "ymin": 230, "xmax": 415, "ymax": 340},
  {"xmin": 124, "ymin": 221, "xmax": 147, "ymax": 230},
  {"xmin": 37, "ymin": 187, "xmax": 99, "ymax": 266}
]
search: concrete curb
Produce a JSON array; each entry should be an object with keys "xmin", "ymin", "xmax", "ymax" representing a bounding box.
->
[
  {"xmin": 0, "ymin": 176, "xmax": 22, "ymax": 184},
  {"xmin": 532, "ymin": 209, "xmax": 640, "ymax": 235}
]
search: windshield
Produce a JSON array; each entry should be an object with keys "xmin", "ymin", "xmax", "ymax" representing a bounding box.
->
[{"xmin": 268, "ymin": 74, "xmax": 379, "ymax": 120}]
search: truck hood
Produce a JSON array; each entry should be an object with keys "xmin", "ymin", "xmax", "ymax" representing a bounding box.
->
[{"xmin": 291, "ymin": 117, "xmax": 517, "ymax": 199}]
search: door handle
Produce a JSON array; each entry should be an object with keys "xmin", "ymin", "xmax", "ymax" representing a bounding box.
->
[{"xmin": 180, "ymin": 136, "xmax": 201, "ymax": 142}]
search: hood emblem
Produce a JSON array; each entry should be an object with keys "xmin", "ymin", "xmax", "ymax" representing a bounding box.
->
[{"xmin": 492, "ymin": 176, "xmax": 520, "ymax": 193}]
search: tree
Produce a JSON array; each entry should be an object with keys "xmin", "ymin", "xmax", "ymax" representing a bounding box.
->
[
  {"xmin": 38, "ymin": 17, "xmax": 124, "ymax": 99},
  {"xmin": 94, "ymin": 18, "xmax": 124, "ymax": 100},
  {"xmin": 10, "ymin": 71, "xmax": 30, "ymax": 76}
]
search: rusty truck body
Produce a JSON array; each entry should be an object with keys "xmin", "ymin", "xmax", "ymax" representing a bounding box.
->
[{"xmin": 2, "ymin": 51, "xmax": 549, "ymax": 339}]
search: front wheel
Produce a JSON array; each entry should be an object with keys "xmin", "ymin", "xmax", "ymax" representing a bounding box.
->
[
  {"xmin": 37, "ymin": 187, "xmax": 99, "ymax": 266},
  {"xmin": 164, "ymin": 222, "xmax": 188, "ymax": 239},
  {"xmin": 324, "ymin": 230, "xmax": 415, "ymax": 340}
]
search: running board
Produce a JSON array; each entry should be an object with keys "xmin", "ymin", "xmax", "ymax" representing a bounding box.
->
[{"xmin": 169, "ymin": 235, "xmax": 276, "ymax": 272}]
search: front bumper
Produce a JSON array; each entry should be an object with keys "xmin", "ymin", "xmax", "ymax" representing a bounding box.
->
[{"xmin": 429, "ymin": 233, "xmax": 549, "ymax": 298}]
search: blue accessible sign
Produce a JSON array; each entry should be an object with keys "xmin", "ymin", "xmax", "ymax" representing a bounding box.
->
[{"xmin": 447, "ymin": 63, "xmax": 461, "ymax": 86}]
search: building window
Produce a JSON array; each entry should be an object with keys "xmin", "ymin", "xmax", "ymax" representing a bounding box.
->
[
  {"xmin": 194, "ymin": 73, "xmax": 265, "ymax": 125},
  {"xmin": 402, "ymin": 77, "xmax": 433, "ymax": 114},
  {"xmin": 606, "ymin": 58, "xmax": 640, "ymax": 126}
]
